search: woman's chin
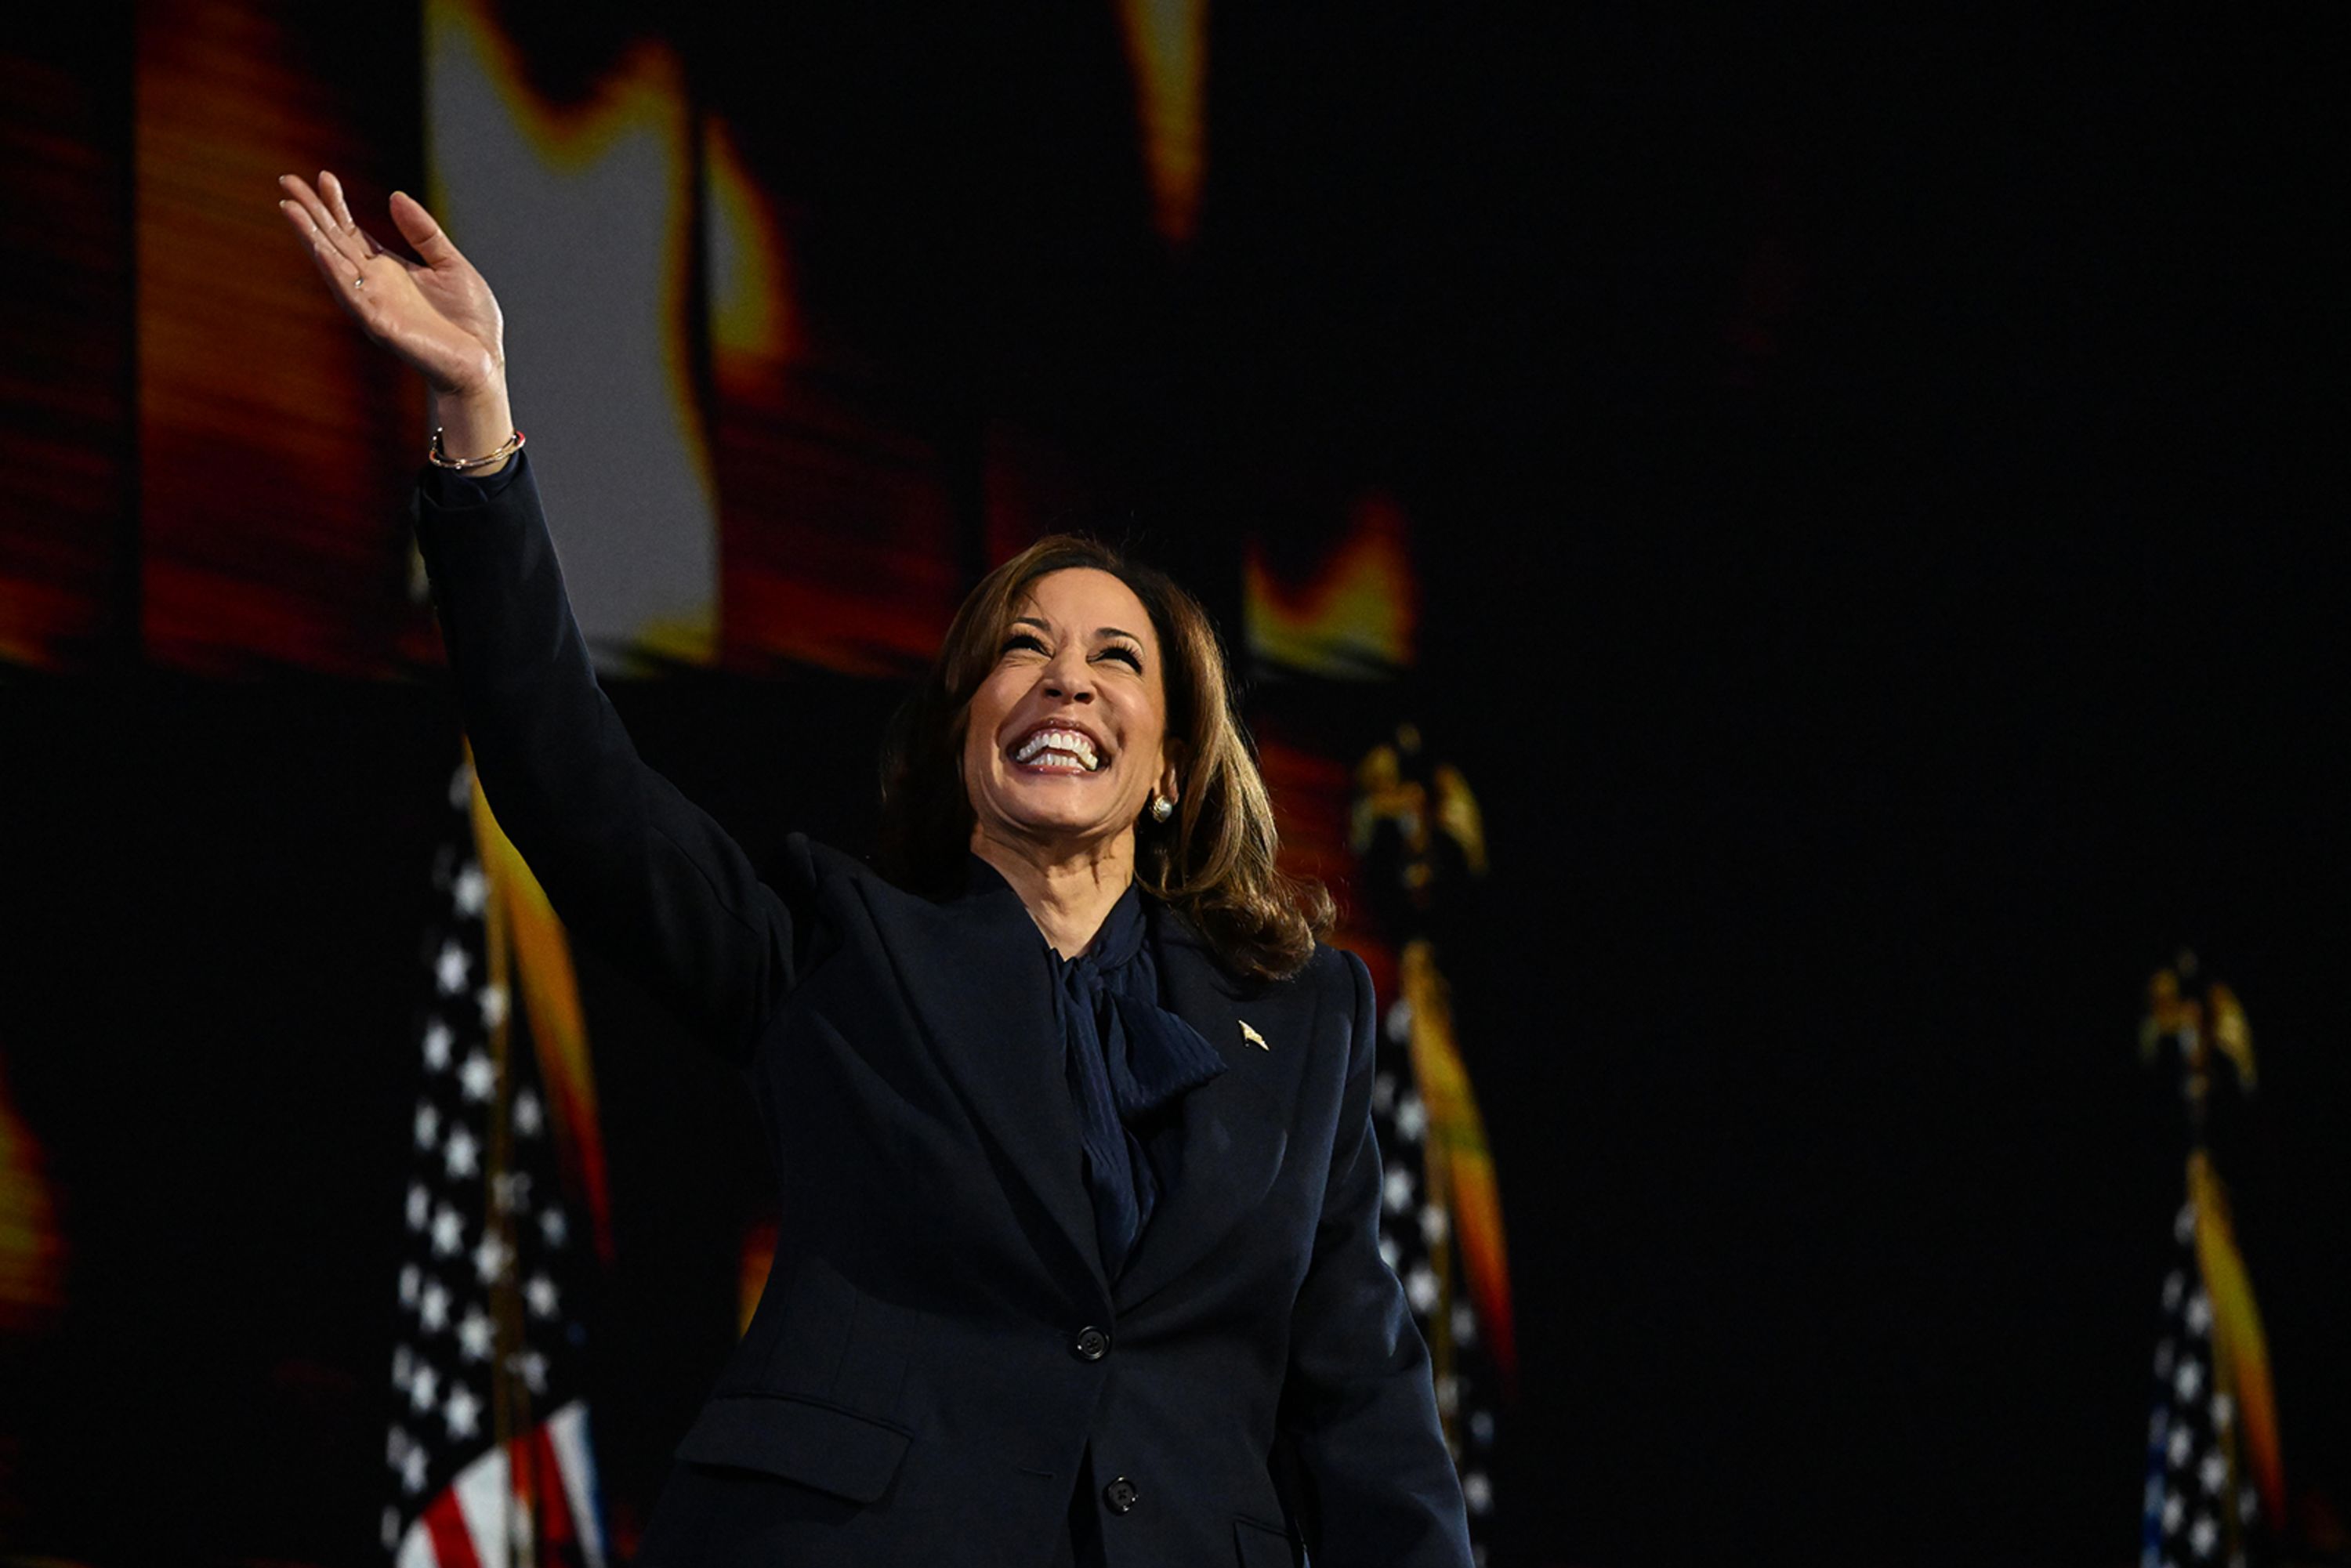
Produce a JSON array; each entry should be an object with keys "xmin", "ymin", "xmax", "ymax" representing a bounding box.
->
[{"xmin": 984, "ymin": 800, "xmax": 1137, "ymax": 853}]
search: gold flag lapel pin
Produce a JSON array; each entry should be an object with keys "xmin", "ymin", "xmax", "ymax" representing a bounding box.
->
[{"xmin": 1239, "ymin": 1020, "xmax": 1270, "ymax": 1050}]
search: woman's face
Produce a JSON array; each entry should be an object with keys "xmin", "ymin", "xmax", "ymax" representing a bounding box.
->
[{"xmin": 962, "ymin": 567, "xmax": 1179, "ymax": 860}]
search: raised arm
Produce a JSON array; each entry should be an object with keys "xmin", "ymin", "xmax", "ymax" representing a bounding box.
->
[
  {"xmin": 276, "ymin": 171, "xmax": 802, "ymax": 1060},
  {"xmin": 1279, "ymin": 951, "xmax": 1476, "ymax": 1566}
]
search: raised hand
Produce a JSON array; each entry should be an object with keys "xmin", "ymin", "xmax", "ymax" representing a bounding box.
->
[{"xmin": 276, "ymin": 170, "xmax": 505, "ymax": 398}]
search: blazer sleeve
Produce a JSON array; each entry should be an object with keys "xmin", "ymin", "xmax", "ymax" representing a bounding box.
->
[
  {"xmin": 411, "ymin": 451, "xmax": 804, "ymax": 1064},
  {"xmin": 1278, "ymin": 948, "xmax": 1476, "ymax": 1566}
]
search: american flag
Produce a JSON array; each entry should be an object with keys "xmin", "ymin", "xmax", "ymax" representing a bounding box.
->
[
  {"xmin": 1372, "ymin": 993, "xmax": 1502, "ymax": 1568},
  {"xmin": 384, "ymin": 754, "xmax": 607, "ymax": 1566},
  {"xmin": 1351, "ymin": 731, "xmax": 1512, "ymax": 1568},
  {"xmin": 2139, "ymin": 959, "xmax": 2282, "ymax": 1568},
  {"xmin": 2141, "ymin": 1195, "xmax": 2265, "ymax": 1568}
]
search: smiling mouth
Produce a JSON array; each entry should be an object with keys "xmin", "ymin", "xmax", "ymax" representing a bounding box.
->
[{"xmin": 1010, "ymin": 726, "xmax": 1105, "ymax": 773}]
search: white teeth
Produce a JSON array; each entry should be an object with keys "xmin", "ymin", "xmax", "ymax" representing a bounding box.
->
[{"xmin": 1012, "ymin": 728, "xmax": 1102, "ymax": 770}]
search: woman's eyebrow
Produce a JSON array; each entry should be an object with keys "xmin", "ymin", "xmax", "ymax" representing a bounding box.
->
[{"xmin": 1010, "ymin": 614, "xmax": 1142, "ymax": 645}]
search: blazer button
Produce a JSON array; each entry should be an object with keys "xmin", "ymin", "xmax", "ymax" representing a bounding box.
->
[
  {"xmin": 1071, "ymin": 1325, "xmax": 1111, "ymax": 1362},
  {"xmin": 1103, "ymin": 1476, "xmax": 1139, "ymax": 1515}
]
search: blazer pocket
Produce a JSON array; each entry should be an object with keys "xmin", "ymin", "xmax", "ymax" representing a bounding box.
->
[
  {"xmin": 1233, "ymin": 1515, "xmax": 1301, "ymax": 1568},
  {"xmin": 675, "ymin": 1393, "xmax": 913, "ymax": 1505}
]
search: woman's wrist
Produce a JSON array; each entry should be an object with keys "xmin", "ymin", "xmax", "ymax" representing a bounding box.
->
[{"xmin": 427, "ymin": 378, "xmax": 518, "ymax": 475}]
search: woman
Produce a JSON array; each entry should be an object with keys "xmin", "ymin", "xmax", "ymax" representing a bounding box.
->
[{"xmin": 277, "ymin": 172, "xmax": 1473, "ymax": 1568}]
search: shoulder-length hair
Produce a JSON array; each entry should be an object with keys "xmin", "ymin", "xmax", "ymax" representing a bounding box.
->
[{"xmin": 878, "ymin": 534, "xmax": 1332, "ymax": 982}]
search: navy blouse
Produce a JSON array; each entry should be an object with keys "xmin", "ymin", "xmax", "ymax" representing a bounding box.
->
[{"xmin": 964, "ymin": 856, "xmax": 1228, "ymax": 1280}]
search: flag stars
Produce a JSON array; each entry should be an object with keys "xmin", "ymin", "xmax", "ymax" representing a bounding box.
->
[
  {"xmin": 457, "ymin": 1307, "xmax": 494, "ymax": 1363},
  {"xmin": 444, "ymin": 1382, "xmax": 481, "ymax": 1440},
  {"xmin": 405, "ymin": 1182, "xmax": 431, "ymax": 1231},
  {"xmin": 2184, "ymin": 1291, "xmax": 2212, "ymax": 1337},
  {"xmin": 1419, "ymin": 1202, "xmax": 1450, "ymax": 1245},
  {"xmin": 1404, "ymin": 1263, "xmax": 1440, "ymax": 1314},
  {"xmin": 2210, "ymin": 1392, "xmax": 2234, "ymax": 1432},
  {"xmin": 458, "ymin": 1051, "xmax": 496, "ymax": 1103},
  {"xmin": 1393, "ymin": 1092, "xmax": 1429, "ymax": 1143},
  {"xmin": 434, "ymin": 940, "xmax": 472, "ymax": 995},
  {"xmin": 418, "ymin": 1280, "xmax": 451, "ymax": 1334},
  {"xmin": 478, "ymin": 983, "xmax": 509, "ymax": 1030},
  {"xmin": 2161, "ymin": 1490, "xmax": 2185, "ymax": 1533},
  {"xmin": 473, "ymin": 1230, "xmax": 512, "ymax": 1285},
  {"xmin": 1382, "ymin": 1168, "xmax": 1416, "ymax": 1213},
  {"xmin": 2188, "ymin": 1515, "xmax": 2218, "ymax": 1557},
  {"xmin": 431, "ymin": 1204, "xmax": 464, "ymax": 1258},
  {"xmin": 444, "ymin": 1125, "xmax": 480, "ymax": 1179},
  {"xmin": 526, "ymin": 1273, "xmax": 561, "ymax": 1320},
  {"xmin": 509, "ymin": 1348, "xmax": 549, "ymax": 1395},
  {"xmin": 493, "ymin": 1171, "xmax": 534, "ymax": 1215},
  {"xmin": 2172, "ymin": 1357, "xmax": 2204, "ymax": 1403},
  {"xmin": 513, "ymin": 1089, "xmax": 544, "ymax": 1137},
  {"xmin": 451, "ymin": 860, "xmax": 487, "ymax": 916},
  {"xmin": 400, "ymin": 1443, "xmax": 429, "ymax": 1495},
  {"xmin": 2168, "ymin": 1425, "xmax": 2194, "ymax": 1468},
  {"xmin": 408, "ymin": 1362, "xmax": 440, "ymax": 1413},
  {"xmin": 399, "ymin": 1263, "xmax": 422, "ymax": 1305},
  {"xmin": 413, "ymin": 1102, "xmax": 440, "ymax": 1152},
  {"xmin": 421, "ymin": 1018, "xmax": 454, "ymax": 1072},
  {"xmin": 539, "ymin": 1206, "xmax": 569, "ymax": 1248},
  {"xmin": 2197, "ymin": 1452, "xmax": 2226, "ymax": 1494}
]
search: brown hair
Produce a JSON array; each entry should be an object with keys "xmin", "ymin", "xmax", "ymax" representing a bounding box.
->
[{"xmin": 878, "ymin": 535, "xmax": 1332, "ymax": 982}]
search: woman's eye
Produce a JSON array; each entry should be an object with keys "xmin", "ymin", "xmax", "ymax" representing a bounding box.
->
[
  {"xmin": 1097, "ymin": 645, "xmax": 1143, "ymax": 670},
  {"xmin": 1002, "ymin": 632, "xmax": 1046, "ymax": 655}
]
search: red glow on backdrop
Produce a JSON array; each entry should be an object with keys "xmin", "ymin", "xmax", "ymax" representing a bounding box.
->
[{"xmin": 138, "ymin": 0, "xmax": 430, "ymax": 675}]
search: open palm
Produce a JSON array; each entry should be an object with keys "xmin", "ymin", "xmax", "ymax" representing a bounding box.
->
[{"xmin": 277, "ymin": 170, "xmax": 505, "ymax": 397}]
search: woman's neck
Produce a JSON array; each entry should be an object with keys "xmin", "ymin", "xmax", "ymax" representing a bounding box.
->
[{"xmin": 972, "ymin": 827, "xmax": 1136, "ymax": 958}]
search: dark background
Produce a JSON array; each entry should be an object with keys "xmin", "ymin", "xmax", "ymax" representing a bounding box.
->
[{"xmin": 3, "ymin": 7, "xmax": 2345, "ymax": 1563}]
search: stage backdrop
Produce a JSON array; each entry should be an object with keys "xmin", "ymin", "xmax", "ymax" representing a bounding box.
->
[{"xmin": 2, "ymin": 6, "xmax": 2345, "ymax": 1566}]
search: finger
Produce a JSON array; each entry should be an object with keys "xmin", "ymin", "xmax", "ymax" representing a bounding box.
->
[
  {"xmin": 275, "ymin": 189, "xmax": 357, "ymax": 272},
  {"xmin": 388, "ymin": 190, "xmax": 465, "ymax": 269},
  {"xmin": 317, "ymin": 169, "xmax": 391, "ymax": 258},
  {"xmin": 277, "ymin": 195, "xmax": 379, "ymax": 315},
  {"xmin": 295, "ymin": 222, "xmax": 375, "ymax": 324},
  {"xmin": 277, "ymin": 173, "xmax": 368, "ymax": 271},
  {"xmin": 320, "ymin": 169, "xmax": 358, "ymax": 231}
]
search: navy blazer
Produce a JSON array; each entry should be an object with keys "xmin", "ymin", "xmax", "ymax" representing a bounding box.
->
[{"xmin": 413, "ymin": 454, "xmax": 1473, "ymax": 1568}]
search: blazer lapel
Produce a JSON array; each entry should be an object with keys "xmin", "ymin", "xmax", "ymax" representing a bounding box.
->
[
  {"xmin": 878, "ymin": 878, "xmax": 1111, "ymax": 1306},
  {"xmin": 1113, "ymin": 900, "xmax": 1303, "ymax": 1313}
]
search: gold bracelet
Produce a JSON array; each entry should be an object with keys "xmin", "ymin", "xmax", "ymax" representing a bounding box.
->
[{"xmin": 426, "ymin": 425, "xmax": 527, "ymax": 470}]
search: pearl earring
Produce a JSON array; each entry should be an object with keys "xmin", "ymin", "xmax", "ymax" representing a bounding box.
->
[{"xmin": 1150, "ymin": 795, "xmax": 1175, "ymax": 822}]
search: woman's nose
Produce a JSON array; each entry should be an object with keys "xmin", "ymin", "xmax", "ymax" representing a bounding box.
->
[{"xmin": 1042, "ymin": 653, "xmax": 1095, "ymax": 701}]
